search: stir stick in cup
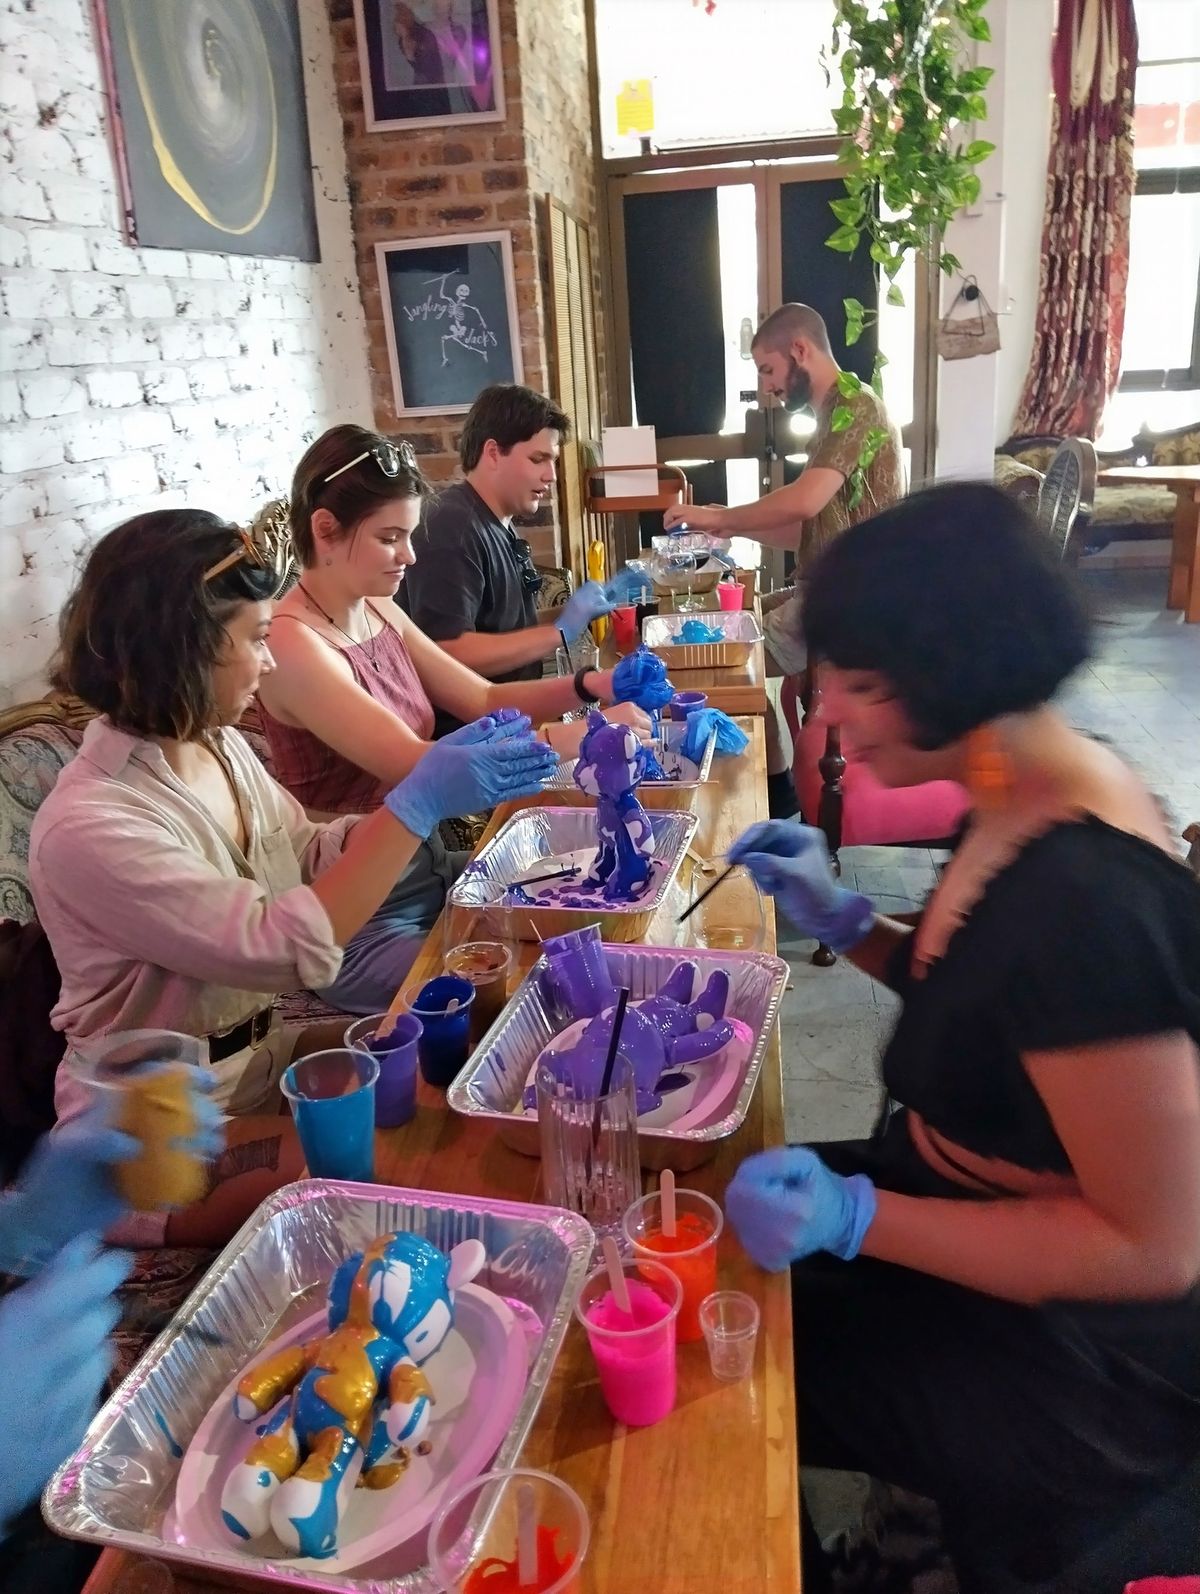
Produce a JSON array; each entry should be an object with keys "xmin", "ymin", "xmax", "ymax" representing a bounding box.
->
[
  {"xmin": 660, "ymin": 1168, "xmax": 677, "ymax": 1239},
  {"xmin": 601, "ymin": 1235, "xmax": 633, "ymax": 1319},
  {"xmin": 590, "ymin": 986, "xmax": 630, "ymax": 1153},
  {"xmin": 517, "ymin": 1481, "xmax": 538, "ymax": 1585}
]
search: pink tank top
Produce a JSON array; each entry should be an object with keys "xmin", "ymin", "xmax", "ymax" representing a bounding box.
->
[{"xmin": 260, "ymin": 609, "xmax": 436, "ymax": 815}]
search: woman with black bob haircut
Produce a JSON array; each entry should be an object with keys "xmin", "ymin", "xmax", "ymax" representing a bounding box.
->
[
  {"xmin": 725, "ymin": 483, "xmax": 1200, "ymax": 1586},
  {"xmin": 30, "ymin": 509, "xmax": 553, "ymax": 1248}
]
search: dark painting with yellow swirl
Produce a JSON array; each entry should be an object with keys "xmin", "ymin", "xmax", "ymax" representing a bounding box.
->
[{"xmin": 96, "ymin": 0, "xmax": 320, "ymax": 261}]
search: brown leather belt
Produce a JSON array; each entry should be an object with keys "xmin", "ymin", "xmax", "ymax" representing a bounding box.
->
[{"xmin": 208, "ymin": 1006, "xmax": 272, "ymax": 1064}]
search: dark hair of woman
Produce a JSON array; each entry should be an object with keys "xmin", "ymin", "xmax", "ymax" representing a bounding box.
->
[
  {"xmin": 801, "ymin": 482, "xmax": 1092, "ymax": 749},
  {"xmin": 290, "ymin": 423, "xmax": 430, "ymax": 565},
  {"xmin": 52, "ymin": 509, "xmax": 274, "ymax": 741}
]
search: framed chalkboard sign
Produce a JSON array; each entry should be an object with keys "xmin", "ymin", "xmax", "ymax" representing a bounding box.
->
[{"xmin": 376, "ymin": 232, "xmax": 524, "ymax": 417}]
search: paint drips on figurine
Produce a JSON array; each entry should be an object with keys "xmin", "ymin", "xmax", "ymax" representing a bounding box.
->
[{"xmin": 571, "ymin": 710, "xmax": 656, "ymax": 901}]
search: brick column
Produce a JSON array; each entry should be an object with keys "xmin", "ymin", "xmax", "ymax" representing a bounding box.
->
[{"xmin": 327, "ymin": 0, "xmax": 602, "ymax": 565}]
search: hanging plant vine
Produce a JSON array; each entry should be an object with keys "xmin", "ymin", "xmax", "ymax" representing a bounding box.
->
[{"xmin": 823, "ymin": 0, "xmax": 995, "ymax": 503}]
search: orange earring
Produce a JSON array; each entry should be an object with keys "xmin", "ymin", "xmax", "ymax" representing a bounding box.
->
[{"xmin": 964, "ymin": 725, "xmax": 1015, "ymax": 809}]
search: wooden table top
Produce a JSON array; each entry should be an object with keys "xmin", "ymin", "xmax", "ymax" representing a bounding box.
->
[
  {"xmin": 86, "ymin": 720, "xmax": 800, "ymax": 1594},
  {"xmin": 1098, "ymin": 464, "xmax": 1200, "ymax": 490}
]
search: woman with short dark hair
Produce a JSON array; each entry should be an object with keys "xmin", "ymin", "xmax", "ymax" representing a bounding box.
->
[
  {"xmin": 30, "ymin": 508, "xmax": 554, "ymax": 1244},
  {"xmin": 727, "ymin": 484, "xmax": 1200, "ymax": 1585}
]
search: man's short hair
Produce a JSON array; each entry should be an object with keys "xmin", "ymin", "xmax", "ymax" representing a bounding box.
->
[
  {"xmin": 458, "ymin": 384, "xmax": 570, "ymax": 472},
  {"xmin": 751, "ymin": 303, "xmax": 833, "ymax": 358}
]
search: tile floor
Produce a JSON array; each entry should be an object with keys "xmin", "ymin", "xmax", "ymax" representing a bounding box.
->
[{"xmin": 778, "ymin": 565, "xmax": 1200, "ymax": 1147}]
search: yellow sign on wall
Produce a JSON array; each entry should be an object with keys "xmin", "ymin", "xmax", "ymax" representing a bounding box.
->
[{"xmin": 616, "ymin": 79, "xmax": 655, "ymax": 137}]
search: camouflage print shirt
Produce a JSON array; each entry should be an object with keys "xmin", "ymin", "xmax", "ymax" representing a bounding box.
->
[{"xmin": 797, "ymin": 384, "xmax": 904, "ymax": 573}]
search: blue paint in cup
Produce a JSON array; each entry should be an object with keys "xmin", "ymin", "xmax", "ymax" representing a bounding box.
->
[
  {"xmin": 281, "ymin": 1048, "xmax": 377, "ymax": 1181},
  {"xmin": 403, "ymin": 975, "xmax": 476, "ymax": 1089},
  {"xmin": 344, "ymin": 1013, "xmax": 421, "ymax": 1128}
]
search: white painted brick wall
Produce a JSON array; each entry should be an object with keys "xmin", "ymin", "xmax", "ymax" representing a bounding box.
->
[{"xmin": 0, "ymin": 0, "xmax": 372, "ymax": 705}]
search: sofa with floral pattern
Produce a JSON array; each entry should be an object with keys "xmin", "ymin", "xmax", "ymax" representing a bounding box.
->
[{"xmin": 997, "ymin": 419, "xmax": 1200, "ymax": 537}]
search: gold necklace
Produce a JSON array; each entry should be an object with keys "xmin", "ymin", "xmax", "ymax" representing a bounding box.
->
[{"xmin": 297, "ymin": 582, "xmax": 382, "ymax": 671}]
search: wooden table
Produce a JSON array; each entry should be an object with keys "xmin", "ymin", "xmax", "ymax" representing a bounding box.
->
[
  {"xmin": 1098, "ymin": 464, "xmax": 1200, "ymax": 622},
  {"xmin": 85, "ymin": 721, "xmax": 801, "ymax": 1594},
  {"xmin": 602, "ymin": 599, "xmax": 771, "ymax": 717}
]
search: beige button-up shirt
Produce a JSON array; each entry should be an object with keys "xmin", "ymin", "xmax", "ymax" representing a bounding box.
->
[{"xmin": 31, "ymin": 718, "xmax": 354, "ymax": 1082}]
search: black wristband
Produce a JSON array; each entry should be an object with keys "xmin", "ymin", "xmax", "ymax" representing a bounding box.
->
[{"xmin": 572, "ymin": 667, "xmax": 598, "ymax": 705}]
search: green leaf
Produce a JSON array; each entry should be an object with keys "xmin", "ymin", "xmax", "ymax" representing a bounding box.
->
[
  {"xmin": 831, "ymin": 405, "xmax": 855, "ymax": 433},
  {"xmin": 830, "ymin": 196, "xmax": 865, "ymax": 225},
  {"xmin": 836, "ymin": 370, "xmax": 862, "ymax": 397},
  {"xmin": 965, "ymin": 140, "xmax": 995, "ymax": 164},
  {"xmin": 963, "ymin": 14, "xmax": 991, "ymax": 41},
  {"xmin": 843, "ymin": 296, "xmax": 866, "ymax": 321},
  {"xmin": 960, "ymin": 173, "xmax": 982, "ymax": 206},
  {"xmin": 847, "ymin": 471, "xmax": 866, "ymax": 511},
  {"xmin": 886, "ymin": 283, "xmax": 905, "ymax": 307},
  {"xmin": 827, "ymin": 225, "xmax": 860, "ymax": 253},
  {"xmin": 940, "ymin": 252, "xmax": 962, "ymax": 274}
]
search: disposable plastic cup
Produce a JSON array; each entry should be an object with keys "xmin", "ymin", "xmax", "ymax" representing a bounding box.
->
[
  {"xmin": 716, "ymin": 580, "xmax": 746, "ymax": 611},
  {"xmin": 698, "ymin": 1289, "xmax": 760, "ymax": 1382},
  {"xmin": 74, "ymin": 1030, "xmax": 208, "ymax": 1212},
  {"xmin": 575, "ymin": 1255, "xmax": 682, "ymax": 1427},
  {"xmin": 402, "ymin": 975, "xmax": 476, "ymax": 1088},
  {"xmin": 343, "ymin": 1012, "xmax": 421, "ymax": 1128},
  {"xmin": 427, "ymin": 1466, "xmax": 589, "ymax": 1594},
  {"xmin": 668, "ymin": 689, "xmax": 708, "ymax": 722},
  {"xmin": 611, "ymin": 604, "xmax": 638, "ymax": 650},
  {"xmin": 623, "ymin": 1187, "xmax": 723, "ymax": 1343},
  {"xmin": 280, "ymin": 1048, "xmax": 377, "ymax": 1181},
  {"xmin": 443, "ymin": 941, "xmax": 513, "ymax": 1044}
]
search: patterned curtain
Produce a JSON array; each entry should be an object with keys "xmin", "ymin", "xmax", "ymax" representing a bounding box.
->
[{"xmin": 1012, "ymin": 0, "xmax": 1138, "ymax": 439}]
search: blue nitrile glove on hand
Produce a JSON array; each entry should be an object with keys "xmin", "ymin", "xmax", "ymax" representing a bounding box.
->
[
  {"xmin": 603, "ymin": 565, "xmax": 652, "ymax": 607},
  {"xmin": 559, "ymin": 580, "xmax": 612, "ymax": 644},
  {"xmin": 386, "ymin": 732, "xmax": 559, "ymax": 838},
  {"xmin": 0, "ymin": 1234, "xmax": 131, "ymax": 1537},
  {"xmin": 727, "ymin": 820, "xmax": 875, "ymax": 953},
  {"xmin": 440, "ymin": 710, "xmax": 533, "ymax": 746},
  {"xmin": 680, "ymin": 707, "xmax": 750, "ymax": 763},
  {"xmin": 0, "ymin": 1080, "xmax": 220, "ymax": 1276},
  {"xmin": 611, "ymin": 646, "xmax": 674, "ymax": 714},
  {"xmin": 726, "ymin": 1145, "xmax": 877, "ymax": 1270}
]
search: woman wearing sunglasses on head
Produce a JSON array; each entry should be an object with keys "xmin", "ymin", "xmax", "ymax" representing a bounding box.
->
[
  {"xmin": 29, "ymin": 510, "xmax": 554, "ymax": 1247},
  {"xmin": 255, "ymin": 425, "xmax": 665, "ymax": 1015}
]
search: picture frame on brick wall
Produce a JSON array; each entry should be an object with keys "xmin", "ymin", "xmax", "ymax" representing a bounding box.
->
[
  {"xmin": 353, "ymin": 0, "xmax": 505, "ymax": 131},
  {"xmin": 377, "ymin": 232, "xmax": 523, "ymax": 416},
  {"xmin": 94, "ymin": 0, "xmax": 319, "ymax": 260}
]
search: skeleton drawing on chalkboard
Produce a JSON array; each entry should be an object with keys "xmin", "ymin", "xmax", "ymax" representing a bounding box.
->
[{"xmin": 426, "ymin": 274, "xmax": 495, "ymax": 366}]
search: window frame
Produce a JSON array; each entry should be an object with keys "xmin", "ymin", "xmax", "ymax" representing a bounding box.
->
[{"xmin": 1119, "ymin": 166, "xmax": 1200, "ymax": 392}]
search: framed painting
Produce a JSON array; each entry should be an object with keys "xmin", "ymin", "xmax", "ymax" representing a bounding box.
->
[
  {"xmin": 377, "ymin": 232, "xmax": 523, "ymax": 417},
  {"xmin": 353, "ymin": 0, "xmax": 504, "ymax": 131},
  {"xmin": 93, "ymin": 0, "xmax": 319, "ymax": 261}
]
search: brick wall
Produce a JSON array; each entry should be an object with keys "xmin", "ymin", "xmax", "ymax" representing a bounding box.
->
[
  {"xmin": 326, "ymin": 0, "xmax": 604, "ymax": 566},
  {"xmin": 0, "ymin": 0, "xmax": 371, "ymax": 705}
]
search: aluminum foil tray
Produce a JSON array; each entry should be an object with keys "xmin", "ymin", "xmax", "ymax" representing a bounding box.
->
[
  {"xmin": 43, "ymin": 1181, "xmax": 593, "ymax": 1594},
  {"xmin": 542, "ymin": 728, "xmax": 716, "ymax": 813},
  {"xmin": 448, "ymin": 805, "xmax": 698, "ymax": 942},
  {"xmin": 448, "ymin": 943, "xmax": 788, "ymax": 1173},
  {"xmin": 642, "ymin": 609, "xmax": 764, "ymax": 670}
]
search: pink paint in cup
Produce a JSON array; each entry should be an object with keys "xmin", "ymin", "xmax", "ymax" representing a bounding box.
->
[
  {"xmin": 611, "ymin": 604, "xmax": 638, "ymax": 651},
  {"xmin": 575, "ymin": 1256, "xmax": 681, "ymax": 1427},
  {"xmin": 716, "ymin": 579, "xmax": 745, "ymax": 611}
]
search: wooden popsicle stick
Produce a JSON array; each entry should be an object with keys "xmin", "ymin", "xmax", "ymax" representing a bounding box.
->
[
  {"xmin": 661, "ymin": 1168, "xmax": 677, "ymax": 1238},
  {"xmin": 517, "ymin": 1480, "xmax": 538, "ymax": 1586},
  {"xmin": 602, "ymin": 1235, "xmax": 631, "ymax": 1316}
]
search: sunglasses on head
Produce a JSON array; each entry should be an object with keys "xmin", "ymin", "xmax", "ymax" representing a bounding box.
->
[
  {"xmin": 510, "ymin": 534, "xmax": 543, "ymax": 594},
  {"xmin": 203, "ymin": 499, "xmax": 295, "ymax": 599},
  {"xmin": 323, "ymin": 439, "xmax": 418, "ymax": 484}
]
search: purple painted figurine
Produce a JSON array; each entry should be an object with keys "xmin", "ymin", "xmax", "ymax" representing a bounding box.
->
[{"xmin": 572, "ymin": 709, "xmax": 655, "ymax": 900}]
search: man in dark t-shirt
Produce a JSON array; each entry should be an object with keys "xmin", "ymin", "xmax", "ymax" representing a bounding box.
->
[{"xmin": 401, "ymin": 385, "xmax": 614, "ymax": 736}]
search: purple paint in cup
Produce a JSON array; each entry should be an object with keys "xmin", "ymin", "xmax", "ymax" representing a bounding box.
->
[
  {"xmin": 344, "ymin": 1012, "xmax": 421, "ymax": 1128},
  {"xmin": 668, "ymin": 690, "xmax": 708, "ymax": 722}
]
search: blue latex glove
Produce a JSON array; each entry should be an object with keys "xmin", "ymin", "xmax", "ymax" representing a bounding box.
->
[
  {"xmin": 386, "ymin": 734, "xmax": 559, "ymax": 837},
  {"xmin": 680, "ymin": 707, "xmax": 749, "ymax": 763},
  {"xmin": 726, "ymin": 1145, "xmax": 877, "ymax": 1270},
  {"xmin": 611, "ymin": 646, "xmax": 674, "ymax": 714},
  {"xmin": 558, "ymin": 580, "xmax": 611, "ymax": 644},
  {"xmin": 0, "ymin": 1080, "xmax": 221, "ymax": 1276},
  {"xmin": 440, "ymin": 711, "xmax": 533, "ymax": 746},
  {"xmin": 602, "ymin": 565, "xmax": 652, "ymax": 607},
  {"xmin": 726, "ymin": 820, "xmax": 874, "ymax": 952},
  {"xmin": 0, "ymin": 1234, "xmax": 131, "ymax": 1536}
]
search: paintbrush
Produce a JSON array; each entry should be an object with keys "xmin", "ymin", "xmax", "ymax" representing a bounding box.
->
[
  {"xmin": 675, "ymin": 861, "xmax": 738, "ymax": 924},
  {"xmin": 511, "ymin": 864, "xmax": 582, "ymax": 890}
]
